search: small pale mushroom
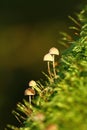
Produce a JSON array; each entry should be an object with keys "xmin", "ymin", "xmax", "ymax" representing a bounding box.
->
[
  {"xmin": 49, "ymin": 47, "xmax": 59, "ymax": 78},
  {"xmin": 28, "ymin": 80, "xmax": 37, "ymax": 87},
  {"xmin": 28, "ymin": 80, "xmax": 41, "ymax": 93},
  {"xmin": 43, "ymin": 53, "xmax": 53, "ymax": 78},
  {"xmin": 24, "ymin": 88, "xmax": 35, "ymax": 104}
]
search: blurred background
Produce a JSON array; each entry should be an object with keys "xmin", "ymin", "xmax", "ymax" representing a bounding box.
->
[{"xmin": 0, "ymin": 0, "xmax": 83, "ymax": 129}]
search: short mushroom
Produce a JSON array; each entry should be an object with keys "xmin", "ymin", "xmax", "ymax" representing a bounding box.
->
[
  {"xmin": 43, "ymin": 53, "xmax": 53, "ymax": 78},
  {"xmin": 28, "ymin": 80, "xmax": 36, "ymax": 99},
  {"xmin": 28, "ymin": 80, "xmax": 41, "ymax": 93},
  {"xmin": 24, "ymin": 88, "xmax": 35, "ymax": 104},
  {"xmin": 28, "ymin": 80, "xmax": 36, "ymax": 89},
  {"xmin": 49, "ymin": 47, "xmax": 59, "ymax": 78}
]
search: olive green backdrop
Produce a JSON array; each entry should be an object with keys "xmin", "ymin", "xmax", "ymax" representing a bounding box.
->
[{"xmin": 0, "ymin": 0, "xmax": 83, "ymax": 129}]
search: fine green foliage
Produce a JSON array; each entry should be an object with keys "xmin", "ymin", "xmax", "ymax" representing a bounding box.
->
[{"xmin": 6, "ymin": 5, "xmax": 87, "ymax": 130}]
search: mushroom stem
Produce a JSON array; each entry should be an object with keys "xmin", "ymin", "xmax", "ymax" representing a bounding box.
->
[
  {"xmin": 29, "ymin": 95, "xmax": 31, "ymax": 104},
  {"xmin": 52, "ymin": 55, "xmax": 56, "ymax": 78},
  {"xmin": 47, "ymin": 61, "xmax": 52, "ymax": 78}
]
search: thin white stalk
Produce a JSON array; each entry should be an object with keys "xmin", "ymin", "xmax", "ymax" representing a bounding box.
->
[
  {"xmin": 52, "ymin": 55, "xmax": 56, "ymax": 78},
  {"xmin": 47, "ymin": 61, "xmax": 52, "ymax": 78},
  {"xmin": 29, "ymin": 95, "xmax": 31, "ymax": 104}
]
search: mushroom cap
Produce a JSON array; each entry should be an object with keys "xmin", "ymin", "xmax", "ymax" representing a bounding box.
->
[
  {"xmin": 24, "ymin": 88, "xmax": 35, "ymax": 96},
  {"xmin": 28, "ymin": 80, "xmax": 36, "ymax": 87},
  {"xmin": 49, "ymin": 47, "xmax": 59, "ymax": 55},
  {"xmin": 43, "ymin": 53, "xmax": 53, "ymax": 62}
]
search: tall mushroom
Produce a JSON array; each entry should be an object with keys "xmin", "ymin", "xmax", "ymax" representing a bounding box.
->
[
  {"xmin": 24, "ymin": 88, "xmax": 35, "ymax": 104},
  {"xmin": 49, "ymin": 47, "xmax": 59, "ymax": 78},
  {"xmin": 43, "ymin": 53, "xmax": 53, "ymax": 78}
]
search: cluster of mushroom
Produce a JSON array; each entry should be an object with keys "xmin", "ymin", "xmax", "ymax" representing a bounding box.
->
[
  {"xmin": 24, "ymin": 80, "xmax": 42, "ymax": 104},
  {"xmin": 24, "ymin": 47, "xmax": 59, "ymax": 103},
  {"xmin": 43, "ymin": 47, "xmax": 59, "ymax": 79},
  {"xmin": 24, "ymin": 80, "xmax": 36, "ymax": 104}
]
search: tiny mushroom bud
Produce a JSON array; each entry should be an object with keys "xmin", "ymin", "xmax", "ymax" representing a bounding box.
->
[
  {"xmin": 24, "ymin": 88, "xmax": 35, "ymax": 104},
  {"xmin": 43, "ymin": 53, "xmax": 53, "ymax": 78},
  {"xmin": 49, "ymin": 47, "xmax": 59, "ymax": 78},
  {"xmin": 33, "ymin": 112, "xmax": 45, "ymax": 122},
  {"xmin": 45, "ymin": 124, "xmax": 58, "ymax": 130}
]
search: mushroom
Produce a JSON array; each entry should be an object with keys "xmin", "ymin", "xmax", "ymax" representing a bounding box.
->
[
  {"xmin": 49, "ymin": 47, "xmax": 59, "ymax": 78},
  {"xmin": 24, "ymin": 88, "xmax": 35, "ymax": 104},
  {"xmin": 28, "ymin": 80, "xmax": 41, "ymax": 93},
  {"xmin": 43, "ymin": 53, "xmax": 53, "ymax": 78},
  {"xmin": 28, "ymin": 80, "xmax": 36, "ymax": 89}
]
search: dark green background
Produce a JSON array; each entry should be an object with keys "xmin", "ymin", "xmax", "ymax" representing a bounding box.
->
[{"xmin": 0, "ymin": 0, "xmax": 83, "ymax": 129}]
